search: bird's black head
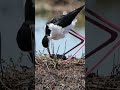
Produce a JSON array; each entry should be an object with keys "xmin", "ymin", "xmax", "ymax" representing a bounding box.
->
[{"xmin": 42, "ymin": 35, "xmax": 49, "ymax": 48}]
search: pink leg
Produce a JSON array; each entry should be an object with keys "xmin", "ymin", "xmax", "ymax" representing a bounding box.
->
[
  {"xmin": 70, "ymin": 29, "xmax": 85, "ymax": 39},
  {"xmin": 86, "ymin": 8, "xmax": 120, "ymax": 32},
  {"xmin": 63, "ymin": 30, "xmax": 85, "ymax": 55},
  {"xmin": 85, "ymin": 8, "xmax": 120, "ymax": 76},
  {"xmin": 64, "ymin": 43, "xmax": 85, "ymax": 62},
  {"xmin": 86, "ymin": 40, "xmax": 120, "ymax": 76},
  {"xmin": 62, "ymin": 30, "xmax": 85, "ymax": 62}
]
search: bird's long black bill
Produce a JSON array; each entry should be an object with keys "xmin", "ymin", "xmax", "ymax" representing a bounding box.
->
[
  {"xmin": 29, "ymin": 52, "xmax": 35, "ymax": 64},
  {"xmin": 47, "ymin": 48, "xmax": 51, "ymax": 56}
]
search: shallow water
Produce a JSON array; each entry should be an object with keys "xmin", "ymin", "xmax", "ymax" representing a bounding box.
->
[{"xmin": 35, "ymin": 17, "xmax": 85, "ymax": 58}]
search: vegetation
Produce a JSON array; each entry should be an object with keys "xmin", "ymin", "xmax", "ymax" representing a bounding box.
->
[
  {"xmin": 35, "ymin": 0, "xmax": 85, "ymax": 27},
  {"xmin": 0, "ymin": 53, "xmax": 85, "ymax": 90},
  {"xmin": 35, "ymin": 53, "xmax": 85, "ymax": 90},
  {"xmin": 0, "ymin": 55, "xmax": 34, "ymax": 90}
]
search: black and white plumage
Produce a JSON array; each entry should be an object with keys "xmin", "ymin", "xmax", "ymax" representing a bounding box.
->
[
  {"xmin": 16, "ymin": 0, "xmax": 35, "ymax": 64},
  {"xmin": 42, "ymin": 5, "xmax": 84, "ymax": 55}
]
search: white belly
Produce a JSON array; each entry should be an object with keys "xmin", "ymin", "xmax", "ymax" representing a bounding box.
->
[{"xmin": 48, "ymin": 19, "xmax": 77, "ymax": 40}]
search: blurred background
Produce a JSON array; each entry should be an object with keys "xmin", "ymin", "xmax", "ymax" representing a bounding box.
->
[{"xmin": 35, "ymin": 0, "xmax": 85, "ymax": 58}]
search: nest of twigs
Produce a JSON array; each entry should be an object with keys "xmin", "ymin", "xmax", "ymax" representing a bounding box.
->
[
  {"xmin": 35, "ymin": 54, "xmax": 85, "ymax": 90},
  {"xmin": 0, "ymin": 57, "xmax": 34, "ymax": 90},
  {"xmin": 0, "ymin": 54, "xmax": 85, "ymax": 90},
  {"xmin": 86, "ymin": 74, "xmax": 120, "ymax": 90}
]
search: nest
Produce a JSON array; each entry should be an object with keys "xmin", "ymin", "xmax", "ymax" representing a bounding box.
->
[
  {"xmin": 0, "ymin": 54, "xmax": 85, "ymax": 90},
  {"xmin": 35, "ymin": 54, "xmax": 85, "ymax": 90}
]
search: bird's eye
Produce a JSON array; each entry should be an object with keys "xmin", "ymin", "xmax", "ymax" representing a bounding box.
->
[{"xmin": 29, "ymin": 24, "xmax": 35, "ymax": 30}]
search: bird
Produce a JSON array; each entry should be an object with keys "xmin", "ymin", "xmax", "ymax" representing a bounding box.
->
[
  {"xmin": 42, "ymin": 5, "xmax": 85, "ymax": 59},
  {"xmin": 16, "ymin": 0, "xmax": 35, "ymax": 64}
]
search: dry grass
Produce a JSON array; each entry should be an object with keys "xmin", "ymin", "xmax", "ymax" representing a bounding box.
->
[
  {"xmin": 0, "ymin": 53, "xmax": 85, "ymax": 90},
  {"xmin": 0, "ymin": 56, "xmax": 34, "ymax": 90},
  {"xmin": 35, "ymin": 54, "xmax": 85, "ymax": 90},
  {"xmin": 86, "ymin": 74, "xmax": 120, "ymax": 90}
]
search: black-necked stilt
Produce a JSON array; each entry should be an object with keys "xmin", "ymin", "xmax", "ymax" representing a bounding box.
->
[
  {"xmin": 42, "ymin": 5, "xmax": 85, "ymax": 60},
  {"xmin": 16, "ymin": 0, "xmax": 35, "ymax": 64}
]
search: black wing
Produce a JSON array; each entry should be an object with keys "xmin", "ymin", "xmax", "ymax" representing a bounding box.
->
[{"xmin": 47, "ymin": 5, "xmax": 84, "ymax": 28}]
